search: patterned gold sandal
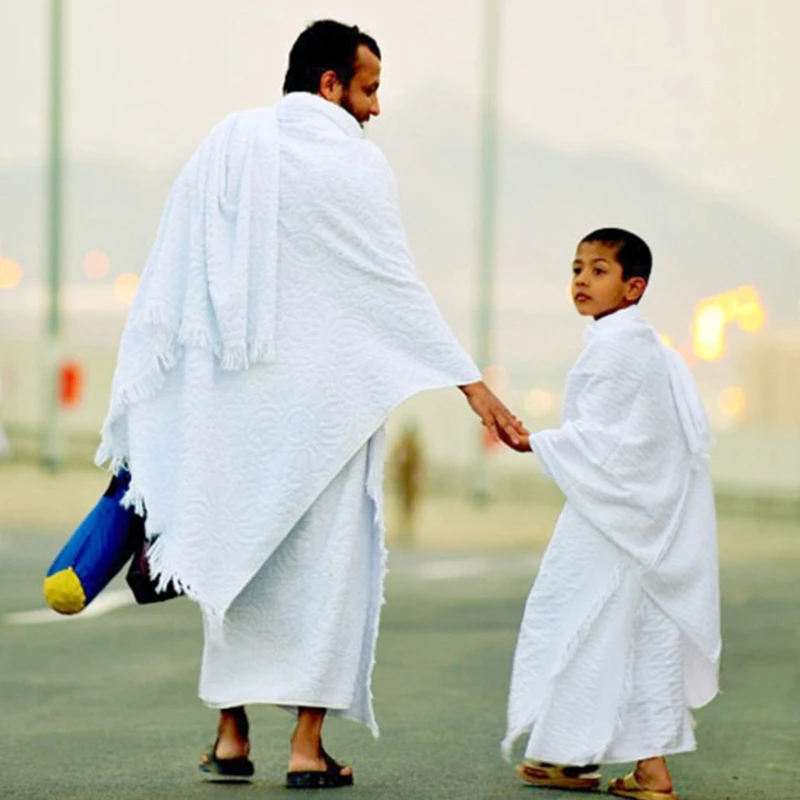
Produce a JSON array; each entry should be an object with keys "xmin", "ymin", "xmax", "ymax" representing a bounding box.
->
[
  {"xmin": 516, "ymin": 759, "xmax": 601, "ymax": 791},
  {"xmin": 608, "ymin": 772, "xmax": 679, "ymax": 800}
]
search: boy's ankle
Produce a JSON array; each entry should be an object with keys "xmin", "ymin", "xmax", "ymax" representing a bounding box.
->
[{"xmin": 635, "ymin": 757, "xmax": 673, "ymax": 792}]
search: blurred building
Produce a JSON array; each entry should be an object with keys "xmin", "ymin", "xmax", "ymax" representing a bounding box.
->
[{"xmin": 742, "ymin": 331, "xmax": 800, "ymax": 429}]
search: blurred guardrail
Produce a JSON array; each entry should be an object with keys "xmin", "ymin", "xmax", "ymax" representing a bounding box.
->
[{"xmin": 4, "ymin": 423, "xmax": 798, "ymax": 522}]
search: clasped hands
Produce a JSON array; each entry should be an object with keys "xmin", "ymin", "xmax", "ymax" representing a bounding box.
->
[{"xmin": 460, "ymin": 381, "xmax": 531, "ymax": 453}]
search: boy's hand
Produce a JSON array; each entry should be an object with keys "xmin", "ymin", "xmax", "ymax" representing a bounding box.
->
[
  {"xmin": 459, "ymin": 381, "xmax": 529, "ymax": 449},
  {"xmin": 499, "ymin": 427, "xmax": 531, "ymax": 452}
]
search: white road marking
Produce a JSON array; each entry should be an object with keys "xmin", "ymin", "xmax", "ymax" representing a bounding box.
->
[
  {"xmin": 415, "ymin": 558, "xmax": 490, "ymax": 581},
  {"xmin": 411, "ymin": 555, "xmax": 540, "ymax": 581},
  {"xmin": 4, "ymin": 589, "xmax": 135, "ymax": 625},
  {"xmin": 6, "ymin": 555, "xmax": 542, "ymax": 622}
]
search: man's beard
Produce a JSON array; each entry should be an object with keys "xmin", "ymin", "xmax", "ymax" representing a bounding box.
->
[{"xmin": 340, "ymin": 93, "xmax": 367, "ymax": 128}]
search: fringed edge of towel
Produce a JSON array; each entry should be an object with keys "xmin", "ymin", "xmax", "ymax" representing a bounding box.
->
[
  {"xmin": 139, "ymin": 302, "xmax": 276, "ymax": 372},
  {"xmin": 137, "ymin": 527, "xmax": 230, "ymax": 643},
  {"xmin": 94, "ymin": 304, "xmax": 275, "ymax": 624},
  {"xmin": 92, "ymin": 303, "xmax": 273, "ymax": 639},
  {"xmin": 94, "ymin": 301, "xmax": 275, "ymax": 472},
  {"xmin": 218, "ymin": 339, "xmax": 276, "ymax": 372},
  {"xmin": 317, "ymin": 429, "xmax": 388, "ymax": 739},
  {"xmin": 93, "ymin": 443, "xmax": 218, "ymax": 630},
  {"xmin": 141, "ymin": 532, "xmax": 202, "ymax": 610},
  {"xmin": 362, "ymin": 429, "xmax": 389, "ymax": 741}
]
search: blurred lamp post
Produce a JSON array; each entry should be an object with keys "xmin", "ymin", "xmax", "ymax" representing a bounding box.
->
[
  {"xmin": 472, "ymin": 0, "xmax": 502, "ymax": 504},
  {"xmin": 42, "ymin": 0, "xmax": 64, "ymax": 469}
]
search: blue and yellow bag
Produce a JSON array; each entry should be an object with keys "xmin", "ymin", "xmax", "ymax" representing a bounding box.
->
[{"xmin": 44, "ymin": 471, "xmax": 139, "ymax": 614}]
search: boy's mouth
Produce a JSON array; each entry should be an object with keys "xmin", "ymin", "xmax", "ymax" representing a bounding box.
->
[{"xmin": 574, "ymin": 293, "xmax": 592, "ymax": 303}]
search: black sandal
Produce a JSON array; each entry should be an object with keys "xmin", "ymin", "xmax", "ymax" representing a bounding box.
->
[
  {"xmin": 286, "ymin": 750, "xmax": 354, "ymax": 790},
  {"xmin": 199, "ymin": 738, "xmax": 255, "ymax": 782}
]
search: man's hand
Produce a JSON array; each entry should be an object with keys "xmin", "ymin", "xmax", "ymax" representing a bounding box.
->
[{"xmin": 459, "ymin": 381, "xmax": 531, "ymax": 452}]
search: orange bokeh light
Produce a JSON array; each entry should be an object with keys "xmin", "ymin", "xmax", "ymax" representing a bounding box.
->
[
  {"xmin": 84, "ymin": 250, "xmax": 111, "ymax": 280},
  {"xmin": 525, "ymin": 388, "xmax": 555, "ymax": 418},
  {"xmin": 692, "ymin": 286, "xmax": 766, "ymax": 362},
  {"xmin": 718, "ymin": 385, "xmax": 747, "ymax": 419},
  {"xmin": 0, "ymin": 258, "xmax": 23, "ymax": 290},
  {"xmin": 114, "ymin": 273, "xmax": 140, "ymax": 304}
]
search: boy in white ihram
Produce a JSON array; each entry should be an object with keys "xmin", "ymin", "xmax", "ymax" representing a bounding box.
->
[{"xmin": 502, "ymin": 229, "xmax": 721, "ymax": 800}]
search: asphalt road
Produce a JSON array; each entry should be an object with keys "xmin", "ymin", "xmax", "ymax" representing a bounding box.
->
[{"xmin": 0, "ymin": 514, "xmax": 797, "ymax": 800}]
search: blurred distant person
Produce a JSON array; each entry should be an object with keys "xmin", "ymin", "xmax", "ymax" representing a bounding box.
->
[
  {"xmin": 95, "ymin": 19, "xmax": 526, "ymax": 790},
  {"xmin": 391, "ymin": 421, "xmax": 425, "ymax": 542},
  {"xmin": 502, "ymin": 229, "xmax": 721, "ymax": 799},
  {"xmin": 0, "ymin": 374, "xmax": 10, "ymax": 460}
]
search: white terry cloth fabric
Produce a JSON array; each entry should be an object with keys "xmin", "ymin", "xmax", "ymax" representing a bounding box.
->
[
  {"xmin": 200, "ymin": 429, "xmax": 387, "ymax": 735},
  {"xmin": 503, "ymin": 305, "xmax": 721, "ymax": 765},
  {"xmin": 96, "ymin": 92, "xmax": 480, "ymax": 727}
]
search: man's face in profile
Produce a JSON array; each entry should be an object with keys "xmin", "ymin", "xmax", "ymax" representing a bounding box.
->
[{"xmin": 339, "ymin": 45, "xmax": 381, "ymax": 126}]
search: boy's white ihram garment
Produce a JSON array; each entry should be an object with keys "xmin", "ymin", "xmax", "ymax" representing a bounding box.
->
[
  {"xmin": 504, "ymin": 305, "xmax": 720, "ymax": 764},
  {"xmin": 96, "ymin": 93, "xmax": 480, "ymax": 734}
]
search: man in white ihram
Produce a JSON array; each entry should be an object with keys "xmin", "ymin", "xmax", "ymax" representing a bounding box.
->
[{"xmin": 97, "ymin": 19, "xmax": 526, "ymax": 790}]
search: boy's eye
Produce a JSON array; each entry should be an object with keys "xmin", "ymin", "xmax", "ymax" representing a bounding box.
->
[{"xmin": 593, "ymin": 268, "xmax": 606, "ymax": 276}]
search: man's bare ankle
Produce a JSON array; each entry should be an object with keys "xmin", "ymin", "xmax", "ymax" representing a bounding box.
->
[
  {"xmin": 211, "ymin": 709, "xmax": 250, "ymax": 760},
  {"xmin": 290, "ymin": 738, "xmax": 321, "ymax": 759}
]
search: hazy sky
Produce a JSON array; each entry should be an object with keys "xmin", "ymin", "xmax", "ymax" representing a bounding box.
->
[{"xmin": 2, "ymin": 0, "xmax": 799, "ymax": 245}]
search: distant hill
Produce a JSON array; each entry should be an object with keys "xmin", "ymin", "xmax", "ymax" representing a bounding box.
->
[
  {"xmin": 372, "ymin": 90, "xmax": 799, "ymax": 366},
  {"xmin": 2, "ymin": 89, "xmax": 797, "ymax": 380}
]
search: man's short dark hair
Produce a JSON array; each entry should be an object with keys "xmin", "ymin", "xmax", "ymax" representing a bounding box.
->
[
  {"xmin": 283, "ymin": 20, "xmax": 381, "ymax": 95},
  {"xmin": 581, "ymin": 227, "xmax": 652, "ymax": 282}
]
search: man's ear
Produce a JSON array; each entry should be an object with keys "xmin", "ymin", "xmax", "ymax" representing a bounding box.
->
[
  {"xmin": 626, "ymin": 277, "xmax": 647, "ymax": 302},
  {"xmin": 318, "ymin": 70, "xmax": 342, "ymax": 101}
]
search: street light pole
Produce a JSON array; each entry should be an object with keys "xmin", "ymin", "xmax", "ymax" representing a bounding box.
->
[
  {"xmin": 472, "ymin": 0, "xmax": 502, "ymax": 503},
  {"xmin": 42, "ymin": 0, "xmax": 64, "ymax": 469}
]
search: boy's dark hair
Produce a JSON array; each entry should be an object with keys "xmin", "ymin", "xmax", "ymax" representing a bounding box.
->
[
  {"xmin": 581, "ymin": 227, "xmax": 652, "ymax": 282},
  {"xmin": 283, "ymin": 20, "xmax": 381, "ymax": 95}
]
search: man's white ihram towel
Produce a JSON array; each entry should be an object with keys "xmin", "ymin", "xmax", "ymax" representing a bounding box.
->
[
  {"xmin": 96, "ymin": 94, "xmax": 480, "ymax": 650},
  {"xmin": 503, "ymin": 306, "xmax": 721, "ymax": 764}
]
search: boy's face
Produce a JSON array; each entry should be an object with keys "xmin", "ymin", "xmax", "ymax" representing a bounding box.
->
[{"xmin": 571, "ymin": 240, "xmax": 646, "ymax": 320}]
